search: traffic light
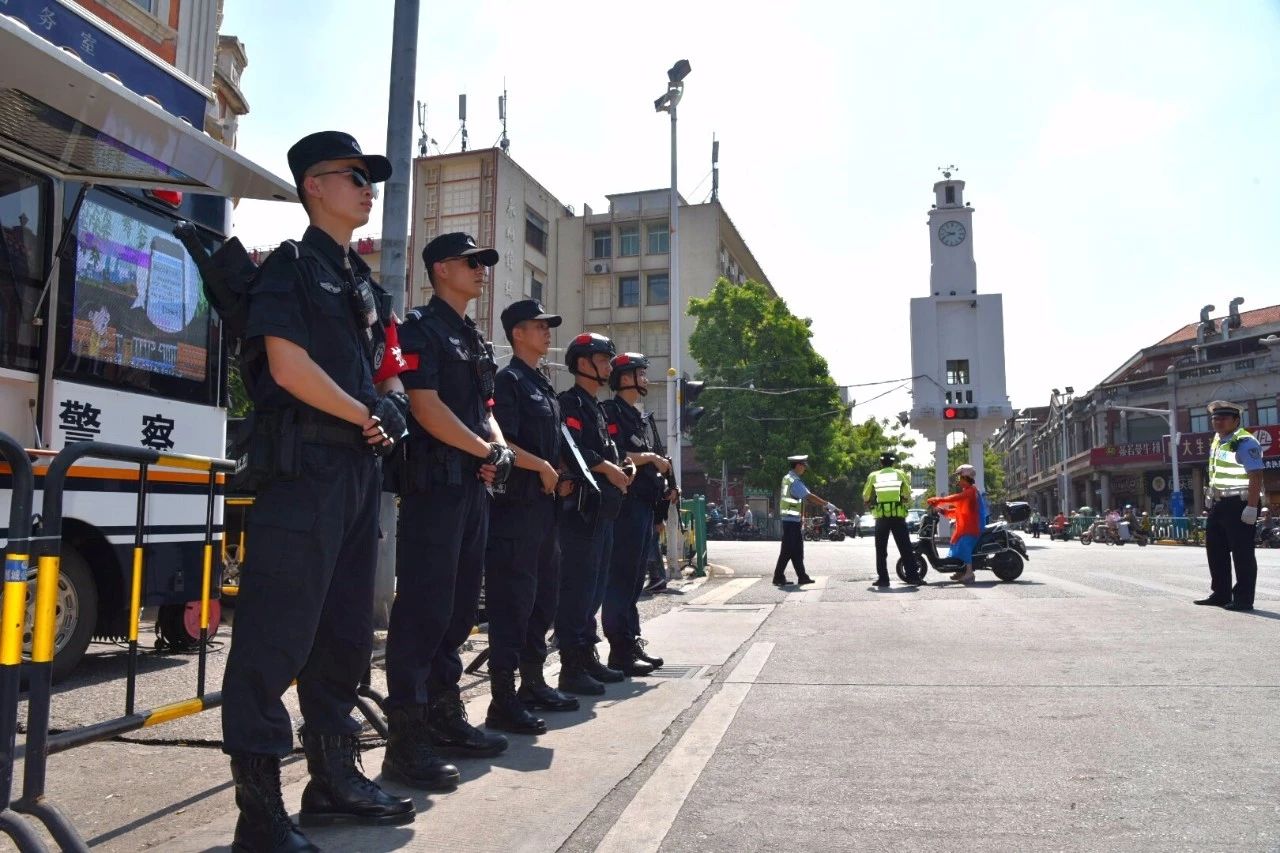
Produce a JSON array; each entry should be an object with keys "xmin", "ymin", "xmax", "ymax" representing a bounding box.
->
[
  {"xmin": 679, "ymin": 378, "xmax": 706, "ymax": 434},
  {"xmin": 943, "ymin": 406, "xmax": 978, "ymax": 420}
]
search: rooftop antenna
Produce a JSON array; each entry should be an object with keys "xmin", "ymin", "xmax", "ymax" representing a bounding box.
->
[
  {"xmin": 498, "ymin": 84, "xmax": 510, "ymax": 153},
  {"xmin": 416, "ymin": 100, "xmax": 428, "ymax": 157},
  {"xmin": 711, "ymin": 134, "xmax": 719, "ymax": 202},
  {"xmin": 938, "ymin": 163, "xmax": 958, "ymax": 179},
  {"xmin": 459, "ymin": 94, "xmax": 468, "ymax": 152}
]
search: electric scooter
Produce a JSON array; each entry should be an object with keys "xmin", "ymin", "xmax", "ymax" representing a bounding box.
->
[{"xmin": 895, "ymin": 508, "xmax": 1029, "ymax": 582}]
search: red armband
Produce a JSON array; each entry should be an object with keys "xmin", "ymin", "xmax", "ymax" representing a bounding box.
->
[{"xmin": 373, "ymin": 321, "xmax": 410, "ymax": 384}]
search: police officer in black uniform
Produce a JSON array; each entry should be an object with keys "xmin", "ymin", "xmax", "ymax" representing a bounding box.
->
[
  {"xmin": 221, "ymin": 131, "xmax": 413, "ymax": 852},
  {"xmin": 555, "ymin": 333, "xmax": 634, "ymax": 695},
  {"xmin": 602, "ymin": 353, "xmax": 673, "ymax": 675},
  {"xmin": 382, "ymin": 233, "xmax": 516, "ymax": 788},
  {"xmin": 483, "ymin": 300, "xmax": 581, "ymax": 735}
]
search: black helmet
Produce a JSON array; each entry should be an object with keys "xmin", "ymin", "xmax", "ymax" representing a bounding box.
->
[
  {"xmin": 608, "ymin": 352, "xmax": 650, "ymax": 392},
  {"xmin": 565, "ymin": 332, "xmax": 616, "ymax": 383},
  {"xmin": 879, "ymin": 451, "xmax": 897, "ymax": 466}
]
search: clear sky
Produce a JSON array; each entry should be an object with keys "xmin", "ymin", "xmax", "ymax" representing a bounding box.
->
[{"xmin": 222, "ymin": 0, "xmax": 1280, "ymax": 431}]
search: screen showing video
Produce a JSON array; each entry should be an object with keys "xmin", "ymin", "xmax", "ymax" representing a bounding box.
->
[{"xmin": 69, "ymin": 196, "xmax": 209, "ymax": 382}]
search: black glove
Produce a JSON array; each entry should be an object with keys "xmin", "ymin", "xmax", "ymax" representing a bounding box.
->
[
  {"xmin": 485, "ymin": 443, "xmax": 516, "ymax": 487},
  {"xmin": 368, "ymin": 394, "xmax": 409, "ymax": 456}
]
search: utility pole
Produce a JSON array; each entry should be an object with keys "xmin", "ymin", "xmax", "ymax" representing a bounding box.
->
[{"xmin": 373, "ymin": 0, "xmax": 420, "ymax": 628}]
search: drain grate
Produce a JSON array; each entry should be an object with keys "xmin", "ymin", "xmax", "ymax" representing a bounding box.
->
[{"xmin": 647, "ymin": 664, "xmax": 706, "ymax": 680}]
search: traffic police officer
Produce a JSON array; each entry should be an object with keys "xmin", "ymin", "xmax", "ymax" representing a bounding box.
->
[
  {"xmin": 601, "ymin": 353, "xmax": 673, "ymax": 675},
  {"xmin": 556, "ymin": 333, "xmax": 634, "ymax": 695},
  {"xmin": 1193, "ymin": 401, "xmax": 1265, "ymax": 611},
  {"xmin": 383, "ymin": 233, "xmax": 515, "ymax": 787},
  {"xmin": 862, "ymin": 451, "xmax": 921, "ymax": 586},
  {"xmin": 221, "ymin": 131, "xmax": 413, "ymax": 852},
  {"xmin": 773, "ymin": 454, "xmax": 838, "ymax": 586},
  {"xmin": 483, "ymin": 299, "xmax": 580, "ymax": 736}
]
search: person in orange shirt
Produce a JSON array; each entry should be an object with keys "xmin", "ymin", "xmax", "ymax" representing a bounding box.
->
[{"xmin": 927, "ymin": 464, "xmax": 982, "ymax": 583}]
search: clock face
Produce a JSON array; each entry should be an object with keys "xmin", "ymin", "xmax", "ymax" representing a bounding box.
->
[{"xmin": 938, "ymin": 220, "xmax": 967, "ymax": 247}]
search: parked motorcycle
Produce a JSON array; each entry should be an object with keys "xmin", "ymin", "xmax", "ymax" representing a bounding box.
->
[
  {"xmin": 895, "ymin": 508, "xmax": 1029, "ymax": 582},
  {"xmin": 1257, "ymin": 522, "xmax": 1280, "ymax": 549},
  {"xmin": 803, "ymin": 517, "xmax": 846, "ymax": 542},
  {"xmin": 1080, "ymin": 519, "xmax": 1148, "ymax": 546}
]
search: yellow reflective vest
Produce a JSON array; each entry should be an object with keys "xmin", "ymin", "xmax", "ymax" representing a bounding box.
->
[
  {"xmin": 1209, "ymin": 427, "xmax": 1254, "ymax": 491},
  {"xmin": 780, "ymin": 471, "xmax": 802, "ymax": 520}
]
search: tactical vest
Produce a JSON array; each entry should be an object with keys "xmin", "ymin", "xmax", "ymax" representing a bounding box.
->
[
  {"xmin": 871, "ymin": 468, "xmax": 907, "ymax": 518},
  {"xmin": 1209, "ymin": 427, "xmax": 1253, "ymax": 491},
  {"xmin": 780, "ymin": 471, "xmax": 802, "ymax": 520}
]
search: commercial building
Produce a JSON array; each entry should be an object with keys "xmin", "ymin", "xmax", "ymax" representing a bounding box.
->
[{"xmin": 997, "ymin": 302, "xmax": 1280, "ymax": 515}]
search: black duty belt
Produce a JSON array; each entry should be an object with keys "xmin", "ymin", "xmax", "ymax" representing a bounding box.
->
[{"xmin": 298, "ymin": 422, "xmax": 368, "ymax": 450}]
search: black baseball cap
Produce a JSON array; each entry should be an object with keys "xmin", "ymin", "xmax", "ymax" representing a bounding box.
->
[
  {"xmin": 423, "ymin": 232, "xmax": 500, "ymax": 268},
  {"xmin": 287, "ymin": 131, "xmax": 392, "ymax": 186},
  {"xmin": 501, "ymin": 299, "xmax": 562, "ymax": 337}
]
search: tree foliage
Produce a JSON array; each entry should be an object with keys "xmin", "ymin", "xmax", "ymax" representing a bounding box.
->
[{"xmin": 686, "ymin": 278, "xmax": 912, "ymax": 508}]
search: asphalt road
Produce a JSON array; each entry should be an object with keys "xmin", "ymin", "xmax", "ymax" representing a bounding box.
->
[{"xmin": 4, "ymin": 534, "xmax": 1277, "ymax": 851}]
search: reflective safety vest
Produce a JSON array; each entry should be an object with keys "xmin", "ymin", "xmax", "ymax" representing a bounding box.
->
[
  {"xmin": 780, "ymin": 471, "xmax": 803, "ymax": 520},
  {"xmin": 1209, "ymin": 427, "xmax": 1253, "ymax": 491},
  {"xmin": 870, "ymin": 468, "xmax": 908, "ymax": 518}
]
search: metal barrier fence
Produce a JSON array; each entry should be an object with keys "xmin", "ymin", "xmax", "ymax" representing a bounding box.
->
[
  {"xmin": 7, "ymin": 441, "xmax": 234, "ymax": 851},
  {"xmin": 0, "ymin": 432, "xmax": 47, "ymax": 851},
  {"xmin": 1147, "ymin": 516, "xmax": 1207, "ymax": 545}
]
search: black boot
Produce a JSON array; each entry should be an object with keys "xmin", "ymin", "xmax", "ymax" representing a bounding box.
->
[
  {"xmin": 608, "ymin": 641, "xmax": 655, "ymax": 677},
  {"xmin": 485, "ymin": 668, "xmax": 547, "ymax": 734},
  {"xmin": 298, "ymin": 730, "xmax": 414, "ymax": 827},
  {"xmin": 581, "ymin": 644, "xmax": 625, "ymax": 683},
  {"xmin": 229, "ymin": 753, "xmax": 318, "ymax": 853},
  {"xmin": 382, "ymin": 706, "xmax": 461, "ymax": 791},
  {"xmin": 556, "ymin": 646, "xmax": 605, "ymax": 696},
  {"xmin": 518, "ymin": 658, "xmax": 579, "ymax": 711},
  {"xmin": 632, "ymin": 637, "xmax": 664, "ymax": 669},
  {"xmin": 426, "ymin": 689, "xmax": 509, "ymax": 758}
]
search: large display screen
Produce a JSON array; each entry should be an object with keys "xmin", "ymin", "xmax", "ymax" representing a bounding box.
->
[{"xmin": 67, "ymin": 195, "xmax": 210, "ymax": 382}]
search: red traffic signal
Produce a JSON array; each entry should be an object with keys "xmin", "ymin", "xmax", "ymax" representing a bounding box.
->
[{"xmin": 943, "ymin": 406, "xmax": 978, "ymax": 420}]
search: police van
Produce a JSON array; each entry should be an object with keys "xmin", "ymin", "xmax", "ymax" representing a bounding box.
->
[{"xmin": 0, "ymin": 9, "xmax": 293, "ymax": 679}]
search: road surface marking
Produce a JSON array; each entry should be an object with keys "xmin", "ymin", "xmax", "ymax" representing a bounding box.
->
[
  {"xmin": 782, "ymin": 575, "xmax": 828, "ymax": 603},
  {"xmin": 687, "ymin": 577, "xmax": 759, "ymax": 606},
  {"xmin": 1033, "ymin": 573, "xmax": 1122, "ymax": 599},
  {"xmin": 596, "ymin": 641, "xmax": 775, "ymax": 853}
]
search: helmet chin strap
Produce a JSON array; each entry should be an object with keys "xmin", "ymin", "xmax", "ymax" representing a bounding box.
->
[
  {"xmin": 619, "ymin": 376, "xmax": 647, "ymax": 396},
  {"xmin": 572, "ymin": 361, "xmax": 609, "ymax": 386}
]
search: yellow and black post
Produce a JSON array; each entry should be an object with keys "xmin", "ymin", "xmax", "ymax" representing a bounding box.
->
[
  {"xmin": 0, "ymin": 432, "xmax": 47, "ymax": 851},
  {"xmin": 125, "ymin": 462, "xmax": 150, "ymax": 716}
]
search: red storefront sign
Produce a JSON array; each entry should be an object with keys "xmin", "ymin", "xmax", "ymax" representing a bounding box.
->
[{"xmin": 1089, "ymin": 424, "xmax": 1279, "ymax": 466}]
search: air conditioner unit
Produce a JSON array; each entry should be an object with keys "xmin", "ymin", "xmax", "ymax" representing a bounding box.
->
[{"xmin": 589, "ymin": 260, "xmax": 611, "ymax": 275}]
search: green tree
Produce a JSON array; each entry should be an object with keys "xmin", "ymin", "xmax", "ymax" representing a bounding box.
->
[{"xmin": 686, "ymin": 278, "xmax": 912, "ymax": 508}]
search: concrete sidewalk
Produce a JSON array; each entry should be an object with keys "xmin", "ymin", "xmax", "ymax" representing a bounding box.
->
[{"xmin": 163, "ymin": 581, "xmax": 773, "ymax": 852}]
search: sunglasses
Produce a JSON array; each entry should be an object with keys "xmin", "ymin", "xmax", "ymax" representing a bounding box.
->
[
  {"xmin": 445, "ymin": 255, "xmax": 485, "ymax": 269},
  {"xmin": 312, "ymin": 168, "xmax": 379, "ymax": 198}
]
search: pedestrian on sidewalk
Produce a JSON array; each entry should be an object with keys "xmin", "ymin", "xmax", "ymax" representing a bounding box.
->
[
  {"xmin": 1193, "ymin": 401, "xmax": 1264, "ymax": 612},
  {"xmin": 483, "ymin": 299, "xmax": 581, "ymax": 737},
  {"xmin": 220, "ymin": 131, "xmax": 415, "ymax": 851},
  {"xmin": 862, "ymin": 451, "xmax": 920, "ymax": 587},
  {"xmin": 927, "ymin": 464, "xmax": 982, "ymax": 584},
  {"xmin": 382, "ymin": 232, "xmax": 515, "ymax": 789},
  {"xmin": 774, "ymin": 454, "xmax": 840, "ymax": 586}
]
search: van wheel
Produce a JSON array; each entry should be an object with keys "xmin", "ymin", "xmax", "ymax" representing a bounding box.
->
[{"xmin": 18, "ymin": 544, "xmax": 98, "ymax": 684}]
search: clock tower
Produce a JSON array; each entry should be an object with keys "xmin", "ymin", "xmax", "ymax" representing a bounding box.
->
[{"xmin": 909, "ymin": 169, "xmax": 1012, "ymax": 495}]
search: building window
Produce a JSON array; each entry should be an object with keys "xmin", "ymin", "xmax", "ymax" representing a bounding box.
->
[
  {"xmin": 525, "ymin": 207, "xmax": 548, "ymax": 255},
  {"xmin": 945, "ymin": 359, "xmax": 970, "ymax": 385},
  {"xmin": 644, "ymin": 322, "xmax": 670, "ymax": 355},
  {"xmin": 1256, "ymin": 400, "xmax": 1278, "ymax": 426},
  {"xmin": 619, "ymin": 224, "xmax": 640, "ymax": 257},
  {"xmin": 646, "ymin": 273, "xmax": 669, "ymax": 305},
  {"xmin": 1190, "ymin": 412, "xmax": 1209, "ymax": 433},
  {"xmin": 618, "ymin": 276, "xmax": 640, "ymax": 307},
  {"xmin": 647, "ymin": 220, "xmax": 669, "ymax": 254},
  {"xmin": 528, "ymin": 269, "xmax": 544, "ymax": 303},
  {"xmin": 945, "ymin": 186, "xmax": 955, "ymax": 204},
  {"xmin": 592, "ymin": 228, "xmax": 612, "ymax": 259},
  {"xmin": 127, "ymin": 0, "xmax": 158, "ymax": 13}
]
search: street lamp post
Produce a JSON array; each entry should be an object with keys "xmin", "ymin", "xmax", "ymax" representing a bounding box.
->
[
  {"xmin": 1051, "ymin": 387, "xmax": 1075, "ymax": 514},
  {"xmin": 656, "ymin": 60, "xmax": 690, "ymax": 579}
]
